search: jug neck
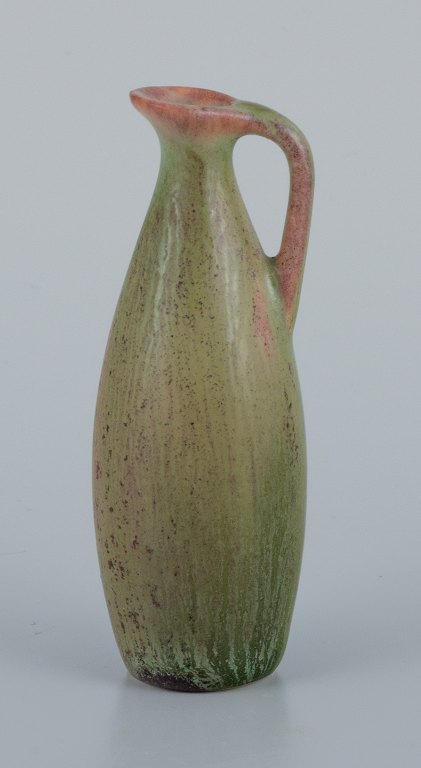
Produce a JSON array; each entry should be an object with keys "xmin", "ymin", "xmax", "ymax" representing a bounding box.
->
[{"xmin": 157, "ymin": 136, "xmax": 236, "ymax": 188}]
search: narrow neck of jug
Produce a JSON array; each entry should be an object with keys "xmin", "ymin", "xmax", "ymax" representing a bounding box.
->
[{"xmin": 157, "ymin": 136, "xmax": 236, "ymax": 193}]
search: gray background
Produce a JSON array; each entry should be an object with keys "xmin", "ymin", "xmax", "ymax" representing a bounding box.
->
[{"xmin": 1, "ymin": 1, "xmax": 420, "ymax": 765}]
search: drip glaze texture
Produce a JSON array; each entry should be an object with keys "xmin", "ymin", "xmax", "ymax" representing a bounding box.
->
[{"xmin": 93, "ymin": 86, "xmax": 314, "ymax": 692}]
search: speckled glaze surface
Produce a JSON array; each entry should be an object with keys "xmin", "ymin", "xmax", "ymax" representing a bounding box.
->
[{"xmin": 93, "ymin": 87, "xmax": 314, "ymax": 692}]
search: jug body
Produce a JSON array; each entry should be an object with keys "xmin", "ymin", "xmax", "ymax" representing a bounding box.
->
[{"xmin": 93, "ymin": 87, "xmax": 314, "ymax": 691}]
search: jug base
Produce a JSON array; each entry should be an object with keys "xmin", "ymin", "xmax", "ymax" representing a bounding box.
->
[{"xmin": 129, "ymin": 662, "xmax": 281, "ymax": 693}]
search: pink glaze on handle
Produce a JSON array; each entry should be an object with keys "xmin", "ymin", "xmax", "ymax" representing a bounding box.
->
[{"xmin": 237, "ymin": 105, "xmax": 314, "ymax": 332}]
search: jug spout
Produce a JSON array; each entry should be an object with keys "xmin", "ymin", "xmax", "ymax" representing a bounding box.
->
[{"xmin": 130, "ymin": 86, "xmax": 250, "ymax": 144}]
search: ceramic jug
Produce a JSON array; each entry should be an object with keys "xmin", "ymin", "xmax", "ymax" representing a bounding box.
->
[{"xmin": 93, "ymin": 86, "xmax": 314, "ymax": 691}]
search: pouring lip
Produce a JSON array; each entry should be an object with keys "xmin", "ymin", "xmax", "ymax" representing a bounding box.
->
[
  {"xmin": 130, "ymin": 86, "xmax": 237, "ymax": 113},
  {"xmin": 128, "ymin": 86, "xmax": 276, "ymax": 142}
]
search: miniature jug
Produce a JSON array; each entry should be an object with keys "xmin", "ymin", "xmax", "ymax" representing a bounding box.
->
[{"xmin": 93, "ymin": 86, "xmax": 314, "ymax": 691}]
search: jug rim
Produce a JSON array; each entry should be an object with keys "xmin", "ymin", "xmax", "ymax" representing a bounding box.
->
[
  {"xmin": 130, "ymin": 86, "xmax": 237, "ymax": 114},
  {"xmin": 129, "ymin": 85, "xmax": 254, "ymax": 140}
]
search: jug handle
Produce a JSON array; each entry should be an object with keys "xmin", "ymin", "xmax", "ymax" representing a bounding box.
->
[{"xmin": 237, "ymin": 103, "xmax": 314, "ymax": 332}]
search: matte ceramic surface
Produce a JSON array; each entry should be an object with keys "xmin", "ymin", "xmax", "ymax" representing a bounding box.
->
[{"xmin": 93, "ymin": 86, "xmax": 314, "ymax": 691}]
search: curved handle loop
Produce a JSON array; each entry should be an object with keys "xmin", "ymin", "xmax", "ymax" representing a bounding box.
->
[{"xmin": 236, "ymin": 102, "xmax": 314, "ymax": 332}]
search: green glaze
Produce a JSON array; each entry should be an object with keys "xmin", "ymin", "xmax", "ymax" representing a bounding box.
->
[{"xmin": 93, "ymin": 87, "xmax": 314, "ymax": 691}]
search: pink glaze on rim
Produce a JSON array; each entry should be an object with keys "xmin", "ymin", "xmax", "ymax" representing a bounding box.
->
[
  {"xmin": 130, "ymin": 86, "xmax": 236, "ymax": 110},
  {"xmin": 129, "ymin": 86, "xmax": 251, "ymax": 138}
]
